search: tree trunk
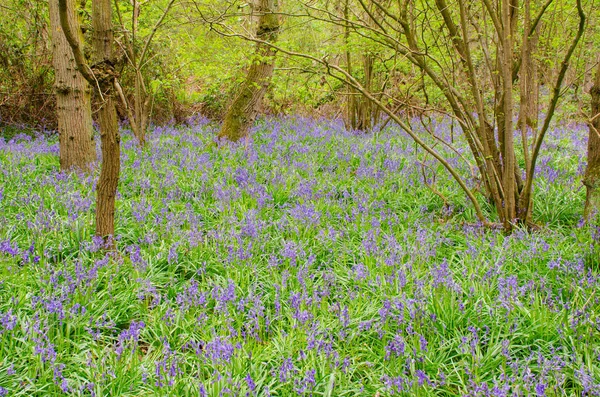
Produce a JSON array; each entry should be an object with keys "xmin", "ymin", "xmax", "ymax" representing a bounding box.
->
[
  {"xmin": 218, "ymin": 0, "xmax": 280, "ymax": 142},
  {"xmin": 91, "ymin": 0, "xmax": 121, "ymax": 241},
  {"xmin": 344, "ymin": 3, "xmax": 378, "ymax": 133},
  {"xmin": 500, "ymin": 0, "xmax": 517, "ymax": 229},
  {"xmin": 518, "ymin": 0, "xmax": 538, "ymax": 224},
  {"xmin": 133, "ymin": 71, "xmax": 149, "ymax": 146},
  {"xmin": 344, "ymin": 0, "xmax": 355, "ymax": 131},
  {"xmin": 58, "ymin": 0, "xmax": 121, "ymax": 246},
  {"xmin": 49, "ymin": 0, "xmax": 95, "ymax": 172},
  {"xmin": 584, "ymin": 61, "xmax": 600, "ymax": 220},
  {"xmin": 347, "ymin": 53, "xmax": 374, "ymax": 132}
]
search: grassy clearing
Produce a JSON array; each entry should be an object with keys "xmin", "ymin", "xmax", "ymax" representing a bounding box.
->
[{"xmin": 0, "ymin": 117, "xmax": 599, "ymax": 396}]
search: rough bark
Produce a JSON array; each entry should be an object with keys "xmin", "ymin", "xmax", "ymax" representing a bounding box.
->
[
  {"xmin": 59, "ymin": 0, "xmax": 120, "ymax": 245},
  {"xmin": 95, "ymin": 94, "xmax": 120, "ymax": 241},
  {"xmin": 584, "ymin": 62, "xmax": 600, "ymax": 220},
  {"xmin": 91, "ymin": 0, "xmax": 120, "ymax": 241},
  {"xmin": 218, "ymin": 0, "xmax": 280, "ymax": 142},
  {"xmin": 49, "ymin": 0, "xmax": 95, "ymax": 172}
]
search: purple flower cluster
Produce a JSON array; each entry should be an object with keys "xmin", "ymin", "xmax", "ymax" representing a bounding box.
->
[{"xmin": 0, "ymin": 117, "xmax": 598, "ymax": 395}]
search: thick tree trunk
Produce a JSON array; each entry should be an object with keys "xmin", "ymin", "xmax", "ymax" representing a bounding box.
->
[
  {"xmin": 218, "ymin": 0, "xmax": 280, "ymax": 142},
  {"xmin": 91, "ymin": 0, "xmax": 120, "ymax": 241},
  {"xmin": 344, "ymin": 2, "xmax": 379, "ymax": 133},
  {"xmin": 584, "ymin": 62, "xmax": 600, "ymax": 220},
  {"xmin": 359, "ymin": 53, "xmax": 374, "ymax": 131},
  {"xmin": 49, "ymin": 0, "xmax": 95, "ymax": 172}
]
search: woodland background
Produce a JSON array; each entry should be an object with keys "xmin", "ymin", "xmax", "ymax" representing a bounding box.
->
[{"xmin": 1, "ymin": 0, "xmax": 597, "ymax": 131}]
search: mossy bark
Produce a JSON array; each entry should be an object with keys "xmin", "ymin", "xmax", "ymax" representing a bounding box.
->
[
  {"xmin": 218, "ymin": 0, "xmax": 280, "ymax": 142},
  {"xmin": 49, "ymin": 0, "xmax": 95, "ymax": 172}
]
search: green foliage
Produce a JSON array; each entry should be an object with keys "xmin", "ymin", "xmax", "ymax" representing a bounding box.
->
[
  {"xmin": 1, "ymin": 0, "xmax": 597, "ymax": 126},
  {"xmin": 0, "ymin": 0, "xmax": 54, "ymax": 129}
]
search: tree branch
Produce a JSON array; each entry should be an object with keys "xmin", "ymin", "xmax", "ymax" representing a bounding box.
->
[
  {"xmin": 57, "ymin": 0, "xmax": 96, "ymax": 85},
  {"xmin": 210, "ymin": 25, "xmax": 490, "ymax": 225},
  {"xmin": 521, "ymin": 0, "xmax": 585, "ymax": 205}
]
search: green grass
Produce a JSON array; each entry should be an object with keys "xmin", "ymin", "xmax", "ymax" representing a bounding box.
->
[{"xmin": 0, "ymin": 117, "xmax": 598, "ymax": 396}]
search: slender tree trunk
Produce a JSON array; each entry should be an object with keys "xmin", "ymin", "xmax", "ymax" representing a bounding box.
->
[
  {"xmin": 360, "ymin": 53, "xmax": 374, "ymax": 131},
  {"xmin": 518, "ymin": 0, "xmax": 538, "ymax": 223},
  {"xmin": 344, "ymin": 0, "xmax": 355, "ymax": 131},
  {"xmin": 91, "ymin": 0, "xmax": 120, "ymax": 241},
  {"xmin": 584, "ymin": 61, "xmax": 600, "ymax": 220},
  {"xmin": 49, "ymin": 0, "xmax": 95, "ymax": 172},
  {"xmin": 132, "ymin": 0, "xmax": 146, "ymax": 146},
  {"xmin": 501, "ymin": 0, "xmax": 516, "ymax": 228},
  {"xmin": 133, "ymin": 71, "xmax": 149, "ymax": 145},
  {"xmin": 218, "ymin": 0, "xmax": 280, "ymax": 142},
  {"xmin": 519, "ymin": 0, "xmax": 532, "ymax": 172}
]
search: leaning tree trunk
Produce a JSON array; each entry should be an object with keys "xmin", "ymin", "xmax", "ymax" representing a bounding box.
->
[
  {"xmin": 49, "ymin": 0, "xmax": 95, "ymax": 172},
  {"xmin": 217, "ymin": 0, "xmax": 280, "ymax": 142},
  {"xmin": 584, "ymin": 61, "xmax": 600, "ymax": 220},
  {"xmin": 59, "ymin": 0, "xmax": 120, "ymax": 245}
]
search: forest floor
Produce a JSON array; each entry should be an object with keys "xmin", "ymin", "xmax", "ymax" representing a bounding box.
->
[{"xmin": 0, "ymin": 117, "xmax": 599, "ymax": 396}]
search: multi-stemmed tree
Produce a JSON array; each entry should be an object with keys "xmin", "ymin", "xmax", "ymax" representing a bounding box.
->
[{"xmin": 240, "ymin": 0, "xmax": 586, "ymax": 231}]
